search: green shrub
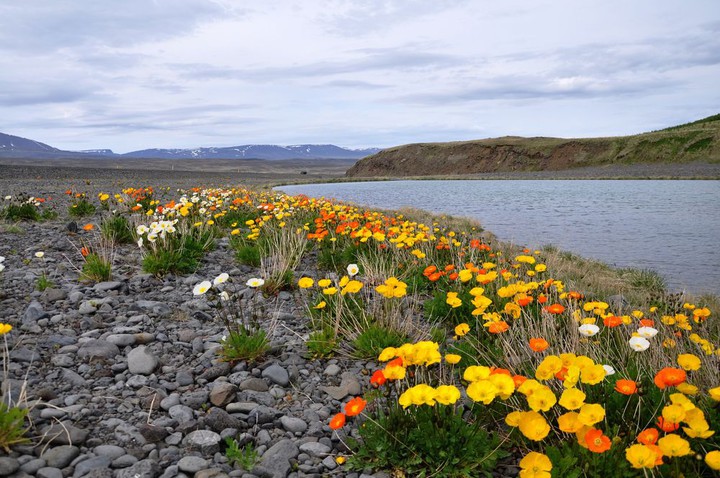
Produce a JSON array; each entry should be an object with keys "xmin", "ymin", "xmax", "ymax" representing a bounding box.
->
[
  {"xmin": 0, "ymin": 403, "xmax": 30, "ymax": 453},
  {"xmin": 306, "ymin": 327, "xmax": 337, "ymax": 358},
  {"xmin": 352, "ymin": 324, "xmax": 406, "ymax": 359},
  {"xmin": 2, "ymin": 203, "xmax": 40, "ymax": 221},
  {"xmin": 349, "ymin": 403, "xmax": 508, "ymax": 477},
  {"xmin": 100, "ymin": 215, "xmax": 134, "ymax": 244},
  {"xmin": 224, "ymin": 436, "xmax": 258, "ymax": 470},
  {"xmin": 81, "ymin": 253, "xmax": 112, "ymax": 282},
  {"xmin": 220, "ymin": 326, "xmax": 268, "ymax": 363},
  {"xmin": 68, "ymin": 198, "xmax": 96, "ymax": 217},
  {"xmin": 36, "ymin": 274, "xmax": 54, "ymax": 291}
]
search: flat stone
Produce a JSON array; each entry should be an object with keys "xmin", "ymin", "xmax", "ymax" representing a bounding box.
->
[
  {"xmin": 321, "ymin": 456, "xmax": 337, "ymax": 470},
  {"xmin": 114, "ymin": 459, "xmax": 160, "ymax": 478},
  {"xmin": 77, "ymin": 340, "xmax": 119, "ymax": 359},
  {"xmin": 72, "ymin": 455, "xmax": 111, "ymax": 477},
  {"xmin": 320, "ymin": 372, "xmax": 361, "ymax": 400},
  {"xmin": 261, "ymin": 364, "xmax": 289, "ymax": 387},
  {"xmin": 181, "ymin": 390, "xmax": 209, "ymax": 409},
  {"xmin": 127, "ymin": 345, "xmax": 158, "ymax": 375},
  {"xmin": 41, "ymin": 423, "xmax": 89, "ymax": 445},
  {"xmin": 324, "ymin": 364, "xmax": 341, "ymax": 376},
  {"xmin": 169, "ymin": 404, "xmax": 194, "ymax": 422},
  {"xmin": 137, "ymin": 424, "xmax": 169, "ymax": 443},
  {"xmin": 195, "ymin": 469, "xmax": 230, "ymax": 478},
  {"xmin": 24, "ymin": 300, "xmax": 47, "ymax": 323},
  {"xmin": 280, "ymin": 416, "xmax": 307, "ymax": 434},
  {"xmin": 37, "ymin": 467, "xmax": 63, "ymax": 478},
  {"xmin": 177, "ymin": 456, "xmax": 209, "ymax": 474},
  {"xmin": 41, "ymin": 445, "xmax": 80, "ymax": 468},
  {"xmin": 106, "ymin": 334, "xmax": 137, "ymax": 346},
  {"xmin": 240, "ymin": 377, "xmax": 269, "ymax": 392},
  {"xmin": 255, "ymin": 439, "xmax": 298, "ymax": 478},
  {"xmin": 93, "ymin": 281, "xmax": 122, "ymax": 291},
  {"xmin": 78, "ymin": 301, "xmax": 97, "ymax": 315},
  {"xmin": 182, "ymin": 430, "xmax": 222, "ymax": 454},
  {"xmin": 299, "ymin": 441, "xmax": 331, "ymax": 457},
  {"xmin": 198, "ymin": 362, "xmax": 232, "ymax": 381},
  {"xmin": 205, "ymin": 407, "xmax": 244, "ymax": 433},
  {"xmin": 0, "ymin": 457, "xmax": 20, "ymax": 475},
  {"xmin": 42, "ymin": 288, "xmax": 68, "ymax": 303},
  {"xmin": 93, "ymin": 444, "xmax": 126, "ymax": 460},
  {"xmin": 20, "ymin": 458, "xmax": 46, "ymax": 474},
  {"xmin": 210, "ymin": 381, "xmax": 238, "ymax": 407}
]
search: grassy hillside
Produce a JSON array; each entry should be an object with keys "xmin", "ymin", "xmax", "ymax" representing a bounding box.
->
[{"xmin": 346, "ymin": 114, "xmax": 720, "ymax": 177}]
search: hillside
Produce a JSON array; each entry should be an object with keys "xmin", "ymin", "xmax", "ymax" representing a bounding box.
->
[{"xmin": 346, "ymin": 114, "xmax": 720, "ymax": 177}]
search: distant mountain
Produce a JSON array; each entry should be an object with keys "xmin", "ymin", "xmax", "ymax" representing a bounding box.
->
[
  {"xmin": 0, "ymin": 132, "xmax": 380, "ymax": 160},
  {"xmin": 122, "ymin": 144, "xmax": 380, "ymax": 160},
  {"xmin": 0, "ymin": 132, "xmax": 61, "ymax": 154}
]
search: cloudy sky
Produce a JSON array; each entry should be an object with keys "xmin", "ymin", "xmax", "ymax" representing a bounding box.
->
[{"xmin": 1, "ymin": 1, "xmax": 719, "ymax": 153}]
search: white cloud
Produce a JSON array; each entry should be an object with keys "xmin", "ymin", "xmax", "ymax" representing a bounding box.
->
[{"xmin": 0, "ymin": 0, "xmax": 718, "ymax": 151}]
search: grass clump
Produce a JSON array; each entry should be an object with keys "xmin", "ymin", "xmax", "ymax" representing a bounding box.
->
[
  {"xmin": 100, "ymin": 215, "xmax": 134, "ymax": 244},
  {"xmin": 351, "ymin": 324, "xmax": 406, "ymax": 359},
  {"xmin": 68, "ymin": 195, "xmax": 97, "ymax": 217},
  {"xmin": 81, "ymin": 252, "xmax": 112, "ymax": 282},
  {"xmin": 224, "ymin": 436, "xmax": 259, "ymax": 470}
]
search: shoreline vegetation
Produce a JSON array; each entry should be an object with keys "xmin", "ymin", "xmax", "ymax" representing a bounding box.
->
[{"xmin": 1, "ymin": 164, "xmax": 719, "ymax": 477}]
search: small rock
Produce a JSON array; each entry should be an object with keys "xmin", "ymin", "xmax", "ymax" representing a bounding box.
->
[
  {"xmin": 255, "ymin": 439, "xmax": 298, "ymax": 478},
  {"xmin": 106, "ymin": 334, "xmax": 137, "ymax": 346},
  {"xmin": 41, "ymin": 423, "xmax": 89, "ymax": 445},
  {"xmin": 299, "ymin": 441, "xmax": 331, "ymax": 457},
  {"xmin": 114, "ymin": 459, "xmax": 160, "ymax": 478},
  {"xmin": 205, "ymin": 407, "xmax": 244, "ymax": 433},
  {"xmin": 78, "ymin": 301, "xmax": 98, "ymax": 315},
  {"xmin": 127, "ymin": 345, "xmax": 159, "ymax": 375},
  {"xmin": 93, "ymin": 281, "xmax": 122, "ymax": 292},
  {"xmin": 93, "ymin": 445, "xmax": 126, "ymax": 460},
  {"xmin": 24, "ymin": 300, "xmax": 46, "ymax": 323},
  {"xmin": 73, "ymin": 455, "xmax": 111, "ymax": 477},
  {"xmin": 37, "ymin": 467, "xmax": 64, "ymax": 478},
  {"xmin": 261, "ymin": 364, "xmax": 289, "ymax": 387},
  {"xmin": 77, "ymin": 340, "xmax": 119, "ymax": 360},
  {"xmin": 42, "ymin": 288, "xmax": 68, "ymax": 303},
  {"xmin": 240, "ymin": 377, "xmax": 269, "ymax": 392},
  {"xmin": 280, "ymin": 416, "xmax": 307, "ymax": 434},
  {"xmin": 198, "ymin": 362, "xmax": 232, "ymax": 381},
  {"xmin": 182, "ymin": 430, "xmax": 222, "ymax": 454},
  {"xmin": 41, "ymin": 445, "xmax": 80, "ymax": 468},
  {"xmin": 0, "ymin": 456, "xmax": 20, "ymax": 475},
  {"xmin": 137, "ymin": 424, "xmax": 169, "ymax": 443},
  {"xmin": 320, "ymin": 372, "xmax": 362, "ymax": 400},
  {"xmin": 177, "ymin": 456, "xmax": 209, "ymax": 474},
  {"xmin": 210, "ymin": 382, "xmax": 238, "ymax": 407},
  {"xmin": 324, "ymin": 364, "xmax": 341, "ymax": 376}
]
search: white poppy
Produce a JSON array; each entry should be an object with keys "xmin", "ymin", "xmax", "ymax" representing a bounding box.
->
[
  {"xmin": 578, "ymin": 324, "xmax": 600, "ymax": 337},
  {"xmin": 246, "ymin": 278, "xmax": 265, "ymax": 288},
  {"xmin": 636, "ymin": 326, "xmax": 658, "ymax": 339},
  {"xmin": 192, "ymin": 280, "xmax": 212, "ymax": 296},
  {"xmin": 347, "ymin": 264, "xmax": 359, "ymax": 277},
  {"xmin": 213, "ymin": 273, "xmax": 229, "ymax": 285},
  {"xmin": 628, "ymin": 336, "xmax": 650, "ymax": 351}
]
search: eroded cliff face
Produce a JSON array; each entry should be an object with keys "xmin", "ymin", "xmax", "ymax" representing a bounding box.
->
[
  {"xmin": 346, "ymin": 139, "xmax": 615, "ymax": 177},
  {"xmin": 346, "ymin": 120, "xmax": 720, "ymax": 178}
]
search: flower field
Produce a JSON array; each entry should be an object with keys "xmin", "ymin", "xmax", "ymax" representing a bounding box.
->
[{"xmin": 1, "ymin": 185, "xmax": 719, "ymax": 477}]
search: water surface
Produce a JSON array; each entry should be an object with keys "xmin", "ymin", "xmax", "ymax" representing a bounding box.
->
[{"xmin": 278, "ymin": 180, "xmax": 720, "ymax": 295}]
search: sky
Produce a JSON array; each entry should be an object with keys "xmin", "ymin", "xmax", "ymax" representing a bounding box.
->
[{"xmin": 1, "ymin": 1, "xmax": 719, "ymax": 153}]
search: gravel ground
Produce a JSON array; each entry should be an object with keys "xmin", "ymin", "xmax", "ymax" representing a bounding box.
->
[{"xmin": 0, "ymin": 167, "xmax": 520, "ymax": 478}]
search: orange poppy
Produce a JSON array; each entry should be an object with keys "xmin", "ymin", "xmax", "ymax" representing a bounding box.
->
[
  {"xmin": 428, "ymin": 272, "xmax": 443, "ymax": 282},
  {"xmin": 639, "ymin": 319, "xmax": 655, "ymax": 327},
  {"xmin": 344, "ymin": 397, "xmax": 367, "ymax": 417},
  {"xmin": 370, "ymin": 370, "xmax": 386, "ymax": 387},
  {"xmin": 512, "ymin": 375, "xmax": 528, "ymax": 388},
  {"xmin": 614, "ymin": 379, "xmax": 638, "ymax": 395},
  {"xmin": 555, "ymin": 367, "xmax": 568, "ymax": 381},
  {"xmin": 637, "ymin": 428, "xmax": 659, "ymax": 445},
  {"xmin": 80, "ymin": 247, "xmax": 90, "ymax": 257},
  {"xmin": 653, "ymin": 367, "xmax": 686, "ymax": 389},
  {"xmin": 656, "ymin": 416, "xmax": 679, "ymax": 432},
  {"xmin": 529, "ymin": 338, "xmax": 549, "ymax": 352},
  {"xmin": 329, "ymin": 413, "xmax": 346, "ymax": 430},
  {"xmin": 388, "ymin": 357, "xmax": 403, "ymax": 368},
  {"xmin": 537, "ymin": 295, "xmax": 548, "ymax": 304},
  {"xmin": 490, "ymin": 367, "xmax": 512, "ymax": 376},
  {"xmin": 567, "ymin": 291, "xmax": 584, "ymax": 300},
  {"xmin": 423, "ymin": 265, "xmax": 437, "ymax": 277},
  {"xmin": 448, "ymin": 272, "xmax": 459, "ymax": 281},
  {"xmin": 545, "ymin": 304, "xmax": 565, "ymax": 314},
  {"xmin": 584, "ymin": 428, "xmax": 611, "ymax": 453},
  {"xmin": 603, "ymin": 315, "xmax": 623, "ymax": 327},
  {"xmin": 83, "ymin": 223, "xmax": 94, "ymax": 231},
  {"xmin": 444, "ymin": 264, "xmax": 455, "ymax": 272},
  {"xmin": 487, "ymin": 321, "xmax": 509, "ymax": 334},
  {"xmin": 516, "ymin": 295, "xmax": 533, "ymax": 307}
]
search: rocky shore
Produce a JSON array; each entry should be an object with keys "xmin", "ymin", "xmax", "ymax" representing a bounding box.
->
[{"xmin": 0, "ymin": 168, "xmax": 519, "ymax": 478}]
